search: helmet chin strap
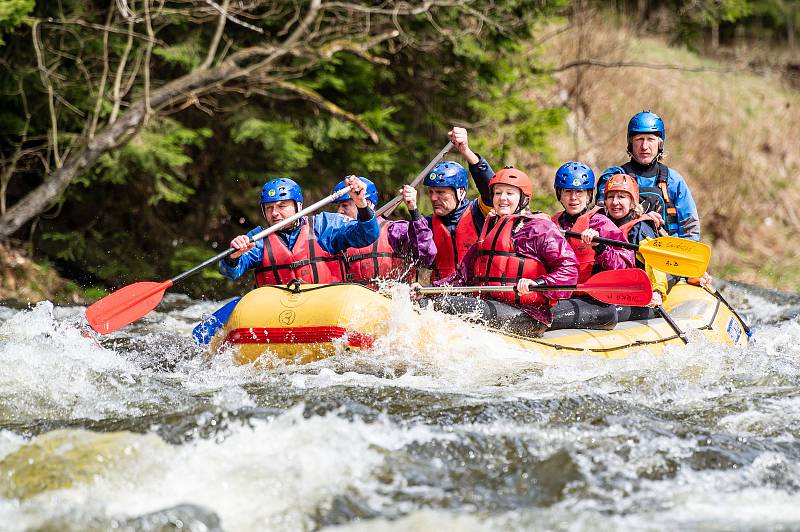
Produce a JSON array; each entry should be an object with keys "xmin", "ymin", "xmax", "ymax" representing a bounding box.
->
[{"xmin": 456, "ymin": 188, "xmax": 467, "ymax": 203}]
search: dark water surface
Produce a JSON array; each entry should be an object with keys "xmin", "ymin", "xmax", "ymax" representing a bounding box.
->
[{"xmin": 1, "ymin": 282, "xmax": 799, "ymax": 531}]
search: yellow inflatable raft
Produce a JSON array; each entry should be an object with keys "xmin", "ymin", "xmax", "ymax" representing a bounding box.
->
[{"xmin": 210, "ymin": 282, "xmax": 749, "ymax": 366}]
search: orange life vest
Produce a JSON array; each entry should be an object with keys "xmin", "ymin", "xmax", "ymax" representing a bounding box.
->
[
  {"xmin": 551, "ymin": 206, "xmax": 601, "ymax": 283},
  {"xmin": 343, "ymin": 219, "xmax": 409, "ymax": 288},
  {"xmin": 472, "ymin": 214, "xmax": 548, "ymax": 306},
  {"xmin": 431, "ymin": 205, "xmax": 479, "ymax": 281},
  {"xmin": 254, "ymin": 215, "xmax": 345, "ymax": 286}
]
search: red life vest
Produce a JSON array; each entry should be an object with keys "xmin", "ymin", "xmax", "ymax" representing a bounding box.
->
[
  {"xmin": 254, "ymin": 215, "xmax": 345, "ymax": 286},
  {"xmin": 551, "ymin": 206, "xmax": 601, "ymax": 283},
  {"xmin": 618, "ymin": 215, "xmax": 651, "ymax": 241},
  {"xmin": 472, "ymin": 214, "xmax": 548, "ymax": 306},
  {"xmin": 431, "ymin": 205, "xmax": 479, "ymax": 281},
  {"xmin": 343, "ymin": 219, "xmax": 409, "ymax": 288}
]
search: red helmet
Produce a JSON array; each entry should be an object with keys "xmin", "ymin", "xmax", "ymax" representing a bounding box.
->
[
  {"xmin": 604, "ymin": 174, "xmax": 639, "ymax": 205},
  {"xmin": 489, "ymin": 167, "xmax": 533, "ymax": 199}
]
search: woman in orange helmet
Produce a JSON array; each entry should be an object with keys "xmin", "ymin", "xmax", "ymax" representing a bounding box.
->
[{"xmin": 601, "ymin": 173, "xmax": 668, "ymax": 312}]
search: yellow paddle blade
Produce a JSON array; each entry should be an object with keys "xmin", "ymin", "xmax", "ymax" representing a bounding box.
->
[{"xmin": 638, "ymin": 236, "xmax": 711, "ymax": 278}]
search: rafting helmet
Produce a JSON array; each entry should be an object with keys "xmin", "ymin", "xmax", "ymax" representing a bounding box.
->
[
  {"xmin": 604, "ymin": 173, "xmax": 640, "ymax": 205},
  {"xmin": 554, "ymin": 161, "xmax": 595, "ymax": 200},
  {"xmin": 628, "ymin": 111, "xmax": 665, "ymax": 141},
  {"xmin": 424, "ymin": 161, "xmax": 469, "ymax": 191},
  {"xmin": 332, "ymin": 176, "xmax": 379, "ymax": 206},
  {"xmin": 489, "ymin": 166, "xmax": 532, "ymax": 213},
  {"xmin": 260, "ymin": 178, "xmax": 303, "ymax": 205}
]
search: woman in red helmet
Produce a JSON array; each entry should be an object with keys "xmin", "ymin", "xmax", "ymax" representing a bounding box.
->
[
  {"xmin": 600, "ymin": 174, "xmax": 669, "ymax": 315},
  {"xmin": 412, "ymin": 167, "xmax": 578, "ymax": 336}
]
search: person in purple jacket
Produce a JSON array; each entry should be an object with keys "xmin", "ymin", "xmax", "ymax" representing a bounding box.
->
[
  {"xmin": 331, "ymin": 176, "xmax": 436, "ymax": 288},
  {"xmin": 549, "ymin": 162, "xmax": 634, "ymax": 330},
  {"xmin": 412, "ymin": 167, "xmax": 578, "ymax": 337}
]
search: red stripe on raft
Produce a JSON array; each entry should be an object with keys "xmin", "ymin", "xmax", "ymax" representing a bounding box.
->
[{"xmin": 225, "ymin": 327, "xmax": 374, "ymax": 348}]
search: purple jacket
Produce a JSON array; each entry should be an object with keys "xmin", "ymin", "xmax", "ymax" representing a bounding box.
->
[
  {"xmin": 553, "ymin": 210, "xmax": 635, "ymax": 271},
  {"xmin": 382, "ymin": 213, "xmax": 437, "ymax": 267},
  {"xmin": 435, "ymin": 216, "xmax": 579, "ymax": 324}
]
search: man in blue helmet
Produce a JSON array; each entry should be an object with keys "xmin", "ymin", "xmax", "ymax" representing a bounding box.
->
[
  {"xmin": 219, "ymin": 176, "xmax": 379, "ymax": 286},
  {"xmin": 426, "ymin": 127, "xmax": 495, "ymax": 281},
  {"xmin": 595, "ymin": 111, "xmax": 701, "ymax": 242},
  {"xmin": 330, "ymin": 176, "xmax": 435, "ymax": 287}
]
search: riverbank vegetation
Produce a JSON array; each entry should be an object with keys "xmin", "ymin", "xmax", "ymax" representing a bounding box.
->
[{"xmin": 1, "ymin": 1, "xmax": 798, "ymax": 301}]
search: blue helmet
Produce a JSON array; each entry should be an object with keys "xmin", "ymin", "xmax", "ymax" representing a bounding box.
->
[
  {"xmin": 627, "ymin": 111, "xmax": 665, "ymax": 141},
  {"xmin": 424, "ymin": 161, "xmax": 469, "ymax": 190},
  {"xmin": 554, "ymin": 162, "xmax": 595, "ymax": 191},
  {"xmin": 260, "ymin": 178, "xmax": 303, "ymax": 205},
  {"xmin": 332, "ymin": 176, "xmax": 379, "ymax": 206}
]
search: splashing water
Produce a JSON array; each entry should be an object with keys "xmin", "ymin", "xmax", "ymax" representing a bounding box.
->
[{"xmin": 1, "ymin": 283, "xmax": 799, "ymax": 531}]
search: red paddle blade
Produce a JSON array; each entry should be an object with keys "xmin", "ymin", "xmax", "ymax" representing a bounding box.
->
[
  {"xmin": 578, "ymin": 269, "xmax": 653, "ymax": 306},
  {"xmin": 86, "ymin": 280, "xmax": 173, "ymax": 334}
]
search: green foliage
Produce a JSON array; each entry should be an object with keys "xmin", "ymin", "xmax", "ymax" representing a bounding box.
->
[
  {"xmin": 0, "ymin": 0, "xmax": 34, "ymax": 45},
  {"xmin": 153, "ymin": 36, "xmax": 204, "ymax": 70},
  {"xmin": 88, "ymin": 118, "xmax": 212, "ymax": 204},
  {"xmin": 169, "ymin": 245, "xmax": 227, "ymax": 297},
  {"xmin": 231, "ymin": 118, "xmax": 313, "ymax": 173}
]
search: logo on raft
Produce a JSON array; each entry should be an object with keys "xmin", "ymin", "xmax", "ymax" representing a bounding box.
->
[
  {"xmin": 279, "ymin": 310, "xmax": 296, "ymax": 325},
  {"xmin": 726, "ymin": 317, "xmax": 743, "ymax": 344}
]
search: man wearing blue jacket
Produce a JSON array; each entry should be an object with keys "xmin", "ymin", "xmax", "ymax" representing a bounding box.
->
[
  {"xmin": 595, "ymin": 111, "xmax": 701, "ymax": 242},
  {"xmin": 219, "ymin": 176, "xmax": 379, "ymax": 285}
]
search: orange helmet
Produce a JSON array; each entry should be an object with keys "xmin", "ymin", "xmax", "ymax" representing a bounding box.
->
[
  {"xmin": 604, "ymin": 173, "xmax": 639, "ymax": 205},
  {"xmin": 489, "ymin": 166, "xmax": 533, "ymax": 199}
]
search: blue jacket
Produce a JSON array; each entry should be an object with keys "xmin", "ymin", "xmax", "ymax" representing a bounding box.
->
[
  {"xmin": 219, "ymin": 210, "xmax": 380, "ymax": 280},
  {"xmin": 596, "ymin": 163, "xmax": 700, "ymax": 241}
]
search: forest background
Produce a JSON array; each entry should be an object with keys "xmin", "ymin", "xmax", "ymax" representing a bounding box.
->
[{"xmin": 0, "ymin": 0, "xmax": 798, "ymax": 302}]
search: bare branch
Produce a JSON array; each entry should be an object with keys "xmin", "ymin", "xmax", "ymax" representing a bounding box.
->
[
  {"xmin": 109, "ymin": 16, "xmax": 135, "ymax": 124},
  {"xmin": 204, "ymin": 0, "xmax": 264, "ymax": 34},
  {"xmin": 544, "ymin": 58, "xmax": 735, "ymax": 74},
  {"xmin": 271, "ymin": 80, "xmax": 379, "ymax": 143},
  {"xmin": 32, "ymin": 21, "xmax": 62, "ymax": 169},
  {"xmin": 201, "ymin": 0, "xmax": 231, "ymax": 69},
  {"xmin": 89, "ymin": 1, "xmax": 114, "ymax": 139}
]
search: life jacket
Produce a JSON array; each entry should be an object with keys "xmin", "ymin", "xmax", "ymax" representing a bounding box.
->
[
  {"xmin": 551, "ymin": 206, "xmax": 601, "ymax": 283},
  {"xmin": 342, "ymin": 219, "xmax": 409, "ymax": 288},
  {"xmin": 617, "ymin": 214, "xmax": 657, "ymax": 270},
  {"xmin": 620, "ymin": 161, "xmax": 680, "ymax": 236},
  {"xmin": 254, "ymin": 215, "xmax": 345, "ymax": 286},
  {"xmin": 618, "ymin": 215, "xmax": 652, "ymax": 241},
  {"xmin": 431, "ymin": 206, "xmax": 479, "ymax": 281},
  {"xmin": 472, "ymin": 214, "xmax": 548, "ymax": 306}
]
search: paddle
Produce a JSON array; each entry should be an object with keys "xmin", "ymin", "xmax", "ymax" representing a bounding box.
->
[
  {"xmin": 655, "ymin": 305, "xmax": 688, "ymax": 344},
  {"xmin": 86, "ymin": 186, "xmax": 354, "ymax": 334},
  {"xmin": 192, "ymin": 297, "xmax": 241, "ymax": 346},
  {"xmin": 416, "ymin": 268, "xmax": 653, "ymax": 306},
  {"xmin": 562, "ymin": 230, "xmax": 711, "ymax": 278},
  {"xmin": 375, "ymin": 141, "xmax": 453, "ymax": 218}
]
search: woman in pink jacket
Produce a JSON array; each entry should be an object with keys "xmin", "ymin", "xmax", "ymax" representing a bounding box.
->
[{"xmin": 414, "ymin": 167, "xmax": 578, "ymax": 337}]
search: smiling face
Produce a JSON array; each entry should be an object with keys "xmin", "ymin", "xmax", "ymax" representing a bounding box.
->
[
  {"xmin": 604, "ymin": 190, "xmax": 634, "ymax": 221},
  {"xmin": 630, "ymin": 133, "xmax": 661, "ymax": 165},
  {"xmin": 262, "ymin": 200, "xmax": 299, "ymax": 226},
  {"xmin": 427, "ymin": 186, "xmax": 460, "ymax": 217},
  {"xmin": 492, "ymin": 183, "xmax": 522, "ymax": 215},
  {"xmin": 559, "ymin": 188, "xmax": 590, "ymax": 216}
]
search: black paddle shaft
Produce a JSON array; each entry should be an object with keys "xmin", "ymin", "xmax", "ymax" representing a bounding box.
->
[{"xmin": 563, "ymin": 230, "xmax": 639, "ymax": 251}]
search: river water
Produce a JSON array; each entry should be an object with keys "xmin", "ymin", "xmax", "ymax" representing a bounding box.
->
[{"xmin": 1, "ymin": 281, "xmax": 799, "ymax": 531}]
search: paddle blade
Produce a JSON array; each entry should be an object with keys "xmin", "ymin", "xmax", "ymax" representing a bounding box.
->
[
  {"xmin": 578, "ymin": 269, "xmax": 653, "ymax": 306},
  {"xmin": 86, "ymin": 281, "xmax": 172, "ymax": 334},
  {"xmin": 638, "ymin": 236, "xmax": 711, "ymax": 278}
]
